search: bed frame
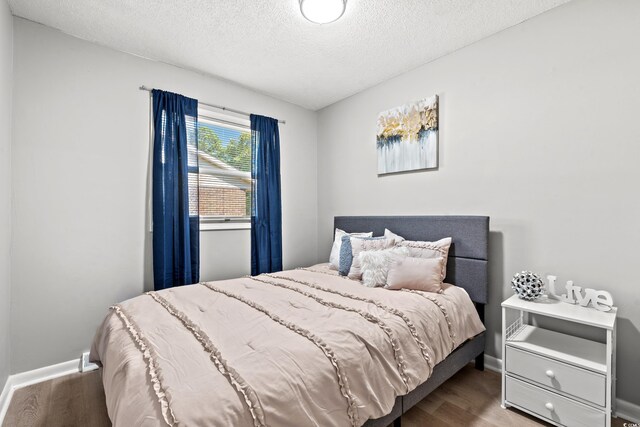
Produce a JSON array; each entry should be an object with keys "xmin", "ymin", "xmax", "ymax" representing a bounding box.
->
[{"xmin": 333, "ymin": 216, "xmax": 489, "ymax": 427}]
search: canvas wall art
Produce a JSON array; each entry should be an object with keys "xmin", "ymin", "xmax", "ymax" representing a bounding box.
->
[{"xmin": 377, "ymin": 95, "xmax": 439, "ymax": 174}]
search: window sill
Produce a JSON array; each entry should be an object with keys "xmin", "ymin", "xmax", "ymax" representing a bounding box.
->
[{"xmin": 200, "ymin": 222, "xmax": 251, "ymax": 231}]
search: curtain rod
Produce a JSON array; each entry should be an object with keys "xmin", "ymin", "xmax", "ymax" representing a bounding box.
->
[{"xmin": 139, "ymin": 86, "xmax": 286, "ymax": 124}]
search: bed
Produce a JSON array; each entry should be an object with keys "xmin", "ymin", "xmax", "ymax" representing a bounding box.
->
[
  {"xmin": 91, "ymin": 215, "xmax": 489, "ymax": 427},
  {"xmin": 339, "ymin": 216, "xmax": 489, "ymax": 427}
]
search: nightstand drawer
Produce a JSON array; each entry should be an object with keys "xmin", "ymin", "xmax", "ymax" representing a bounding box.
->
[
  {"xmin": 506, "ymin": 376, "xmax": 605, "ymax": 427},
  {"xmin": 506, "ymin": 346, "xmax": 606, "ymax": 406}
]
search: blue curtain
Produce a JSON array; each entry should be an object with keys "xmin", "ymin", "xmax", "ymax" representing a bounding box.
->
[
  {"xmin": 152, "ymin": 89, "xmax": 199, "ymax": 290},
  {"xmin": 250, "ymin": 114, "xmax": 283, "ymax": 275}
]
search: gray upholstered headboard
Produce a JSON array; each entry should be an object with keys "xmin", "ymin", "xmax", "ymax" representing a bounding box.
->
[{"xmin": 333, "ymin": 216, "xmax": 489, "ymax": 304}]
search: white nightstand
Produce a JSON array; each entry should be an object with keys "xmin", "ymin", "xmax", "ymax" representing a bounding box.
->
[{"xmin": 501, "ymin": 294, "xmax": 617, "ymax": 427}]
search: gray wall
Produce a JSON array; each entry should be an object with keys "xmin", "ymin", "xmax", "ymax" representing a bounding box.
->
[
  {"xmin": 317, "ymin": 0, "xmax": 640, "ymax": 406},
  {"xmin": 10, "ymin": 18, "xmax": 318, "ymax": 373},
  {"xmin": 0, "ymin": 0, "xmax": 12, "ymax": 388},
  {"xmin": 7, "ymin": 0, "xmax": 640, "ymax": 409}
]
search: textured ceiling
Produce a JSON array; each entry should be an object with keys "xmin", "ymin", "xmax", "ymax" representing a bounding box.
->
[{"xmin": 8, "ymin": 0, "xmax": 570, "ymax": 110}]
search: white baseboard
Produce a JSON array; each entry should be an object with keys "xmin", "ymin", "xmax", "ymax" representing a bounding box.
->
[
  {"xmin": 0, "ymin": 358, "xmax": 80, "ymax": 424},
  {"xmin": 484, "ymin": 354, "xmax": 502, "ymax": 373},
  {"xmin": 484, "ymin": 355, "xmax": 640, "ymax": 423},
  {"xmin": 617, "ymin": 398, "xmax": 640, "ymax": 423},
  {"xmin": 0, "ymin": 376, "xmax": 13, "ymax": 425}
]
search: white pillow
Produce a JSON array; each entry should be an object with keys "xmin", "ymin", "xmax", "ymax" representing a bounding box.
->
[
  {"xmin": 384, "ymin": 228, "xmax": 405, "ymax": 245},
  {"xmin": 329, "ymin": 228, "xmax": 372, "ymax": 270},
  {"xmin": 359, "ymin": 246, "xmax": 410, "ymax": 288}
]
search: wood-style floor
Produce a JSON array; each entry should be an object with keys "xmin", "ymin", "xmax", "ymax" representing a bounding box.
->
[
  {"xmin": 2, "ymin": 364, "xmax": 630, "ymax": 427},
  {"xmin": 2, "ymin": 369, "xmax": 110, "ymax": 427}
]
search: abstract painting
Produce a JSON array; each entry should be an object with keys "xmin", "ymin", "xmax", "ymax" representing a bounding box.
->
[{"xmin": 377, "ymin": 95, "xmax": 438, "ymax": 174}]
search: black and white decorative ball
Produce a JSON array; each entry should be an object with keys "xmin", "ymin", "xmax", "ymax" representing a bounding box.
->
[{"xmin": 511, "ymin": 271, "xmax": 545, "ymax": 300}]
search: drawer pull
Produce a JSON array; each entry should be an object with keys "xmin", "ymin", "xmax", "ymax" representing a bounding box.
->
[
  {"xmin": 545, "ymin": 402, "xmax": 554, "ymax": 411},
  {"xmin": 545, "ymin": 370, "xmax": 555, "ymax": 378}
]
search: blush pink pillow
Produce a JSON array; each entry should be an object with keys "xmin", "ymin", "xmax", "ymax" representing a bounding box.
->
[{"xmin": 385, "ymin": 257, "xmax": 445, "ymax": 293}]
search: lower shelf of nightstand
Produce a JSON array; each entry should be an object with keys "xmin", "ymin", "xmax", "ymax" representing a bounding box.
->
[
  {"xmin": 507, "ymin": 324, "xmax": 606, "ymax": 374},
  {"xmin": 505, "ymin": 376, "xmax": 606, "ymax": 427}
]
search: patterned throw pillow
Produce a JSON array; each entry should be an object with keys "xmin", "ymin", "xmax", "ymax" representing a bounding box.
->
[
  {"xmin": 329, "ymin": 228, "xmax": 372, "ymax": 270},
  {"xmin": 344, "ymin": 237, "xmax": 395, "ymax": 280},
  {"xmin": 359, "ymin": 246, "xmax": 410, "ymax": 288},
  {"xmin": 384, "ymin": 230, "xmax": 452, "ymax": 281}
]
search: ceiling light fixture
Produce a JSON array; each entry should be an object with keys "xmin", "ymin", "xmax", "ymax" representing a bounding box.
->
[{"xmin": 300, "ymin": 0, "xmax": 346, "ymax": 24}]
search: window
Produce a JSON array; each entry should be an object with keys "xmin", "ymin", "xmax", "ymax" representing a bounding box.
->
[{"xmin": 194, "ymin": 109, "xmax": 252, "ymax": 230}]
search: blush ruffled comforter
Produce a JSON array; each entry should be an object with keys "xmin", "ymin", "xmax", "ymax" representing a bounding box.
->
[{"xmin": 90, "ymin": 264, "xmax": 485, "ymax": 427}]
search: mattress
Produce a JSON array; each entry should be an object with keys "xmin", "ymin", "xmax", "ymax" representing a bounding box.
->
[{"xmin": 90, "ymin": 264, "xmax": 485, "ymax": 426}]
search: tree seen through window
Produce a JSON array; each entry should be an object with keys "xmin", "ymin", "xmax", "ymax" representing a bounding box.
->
[{"xmin": 196, "ymin": 120, "xmax": 252, "ymax": 219}]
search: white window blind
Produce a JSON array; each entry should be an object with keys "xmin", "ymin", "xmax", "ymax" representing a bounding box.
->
[{"xmin": 196, "ymin": 114, "xmax": 252, "ymax": 222}]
